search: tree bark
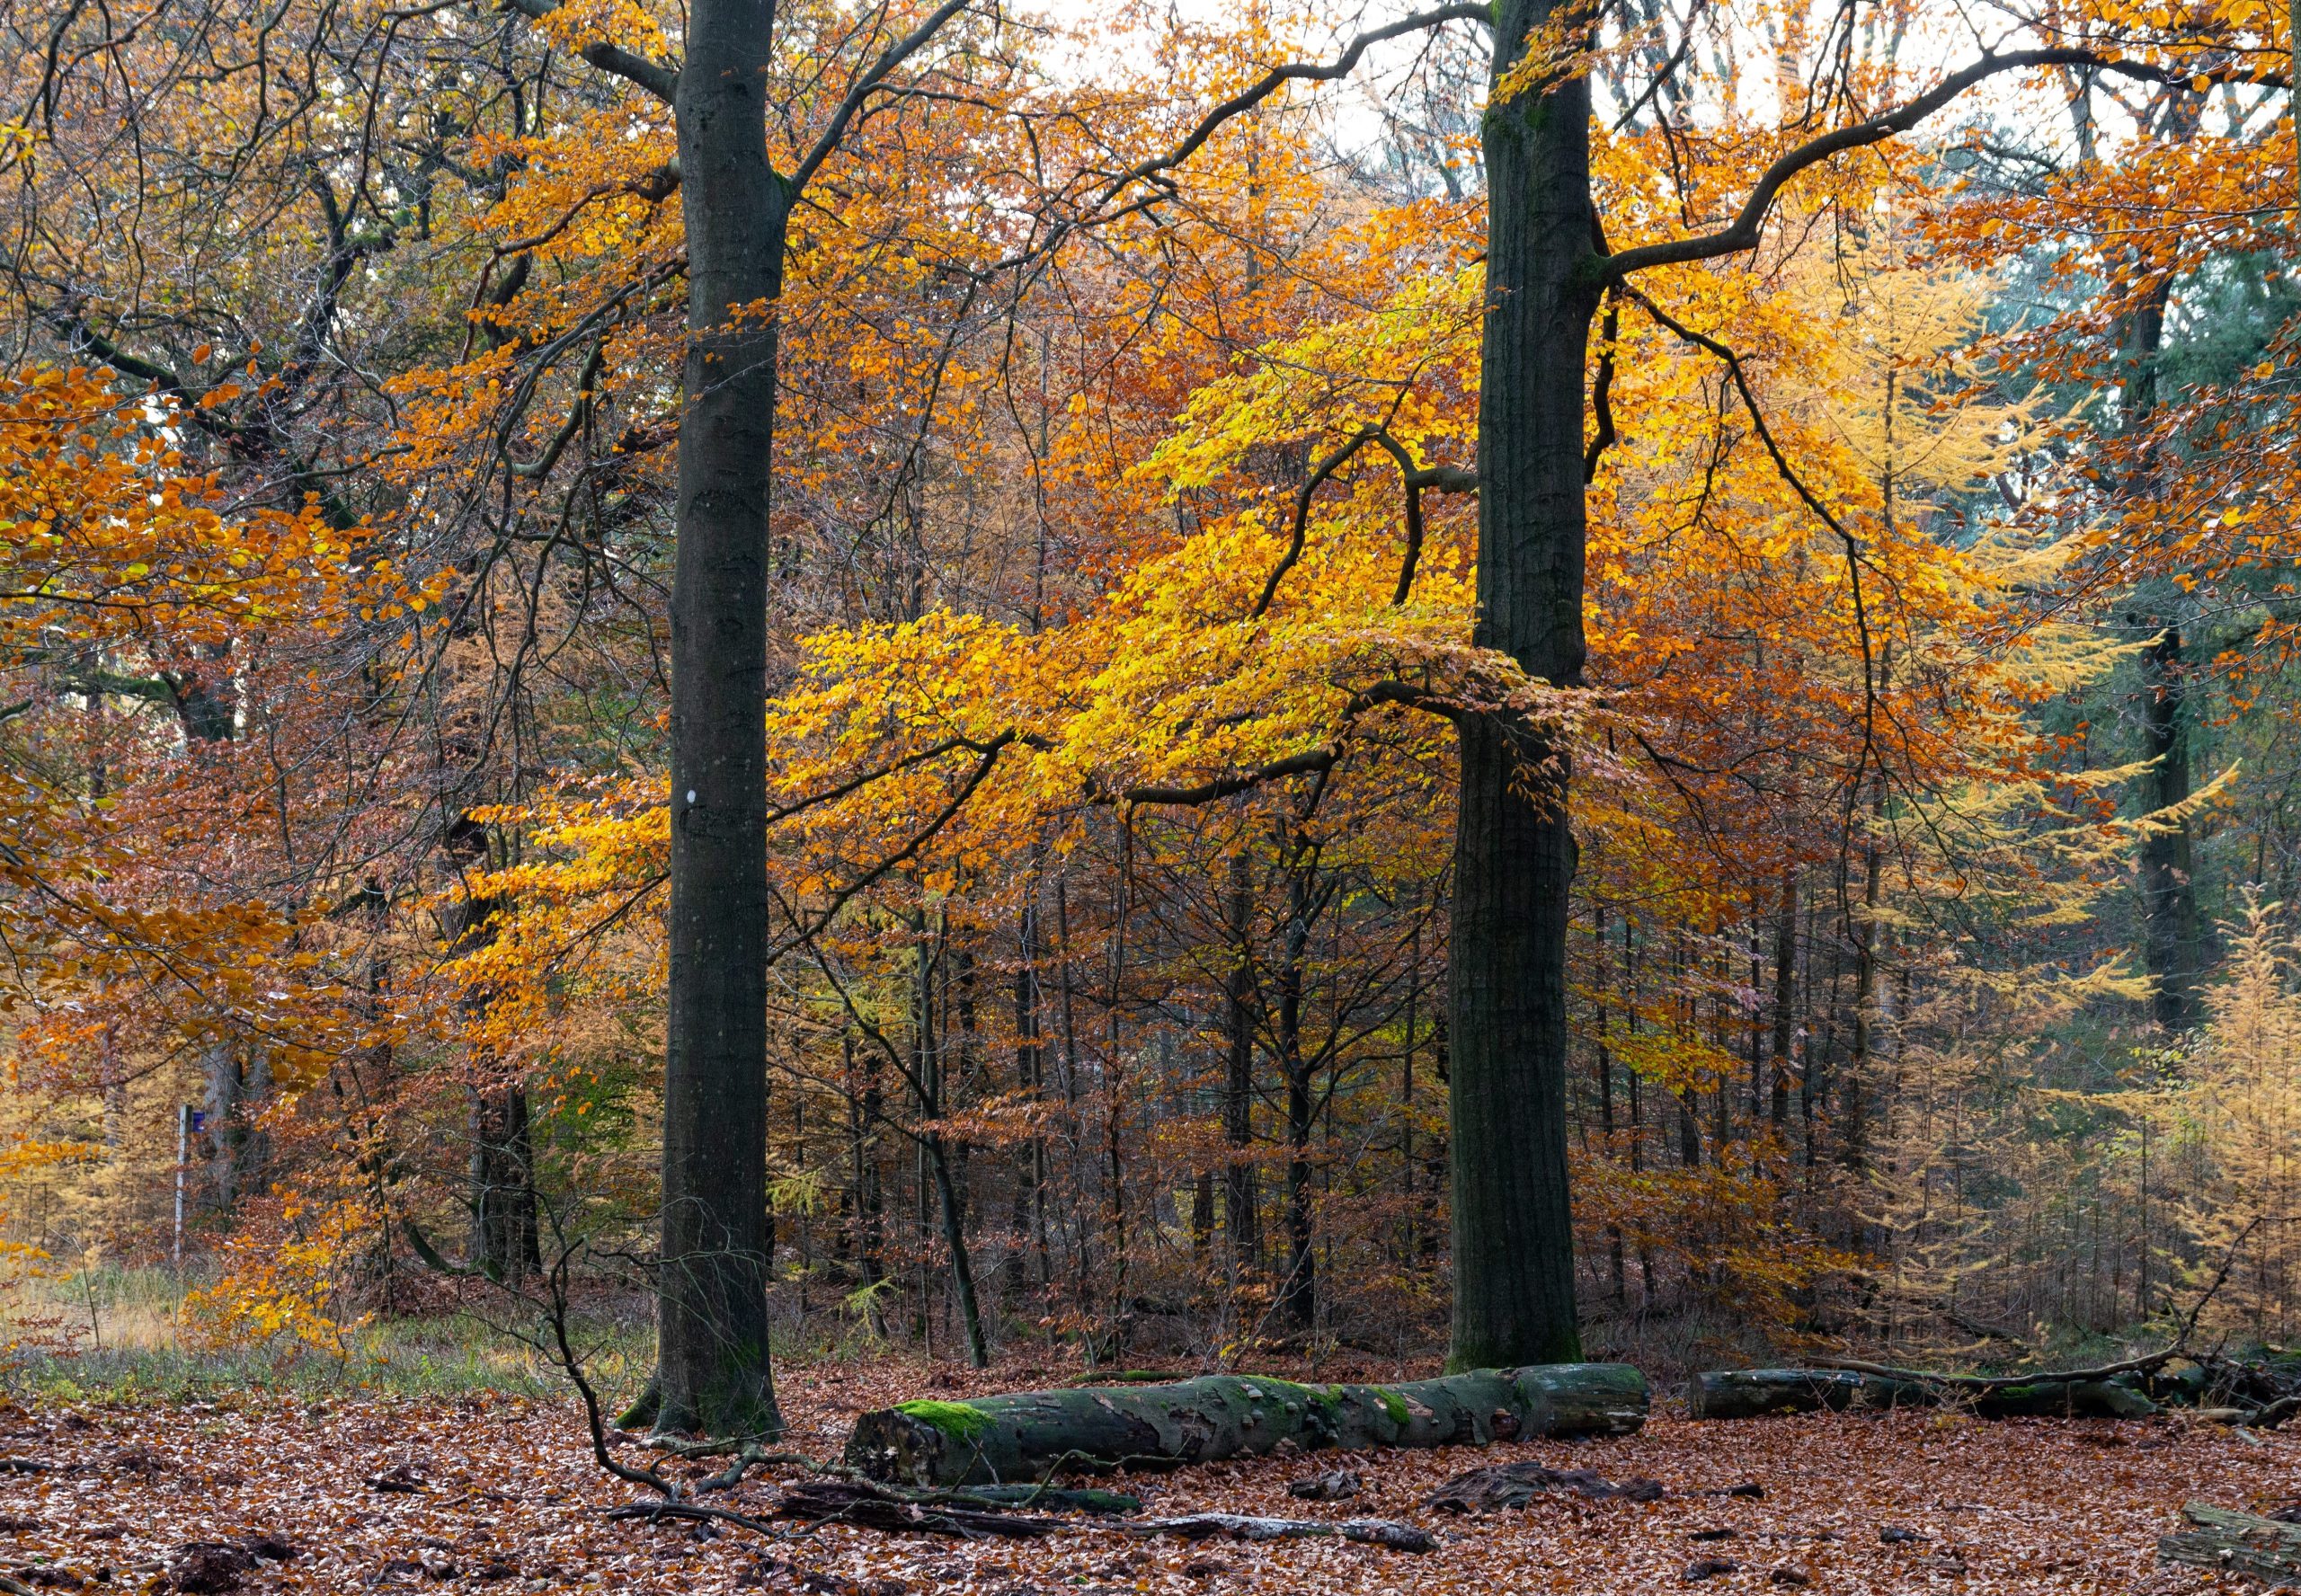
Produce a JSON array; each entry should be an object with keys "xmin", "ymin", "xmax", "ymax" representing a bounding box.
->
[
  {"xmin": 2162, "ymin": 1501, "xmax": 2301, "ymax": 1582},
  {"xmin": 1687, "ymin": 1367, "xmax": 2159, "ymax": 1420},
  {"xmin": 2139, "ymin": 625, "xmax": 2200, "ymax": 1028},
  {"xmin": 1278, "ymin": 859, "xmax": 1316, "ymax": 1333},
  {"xmin": 470, "ymin": 1085, "xmax": 540, "ymax": 1283},
  {"xmin": 1446, "ymin": 0, "xmax": 1595, "ymax": 1370},
  {"xmin": 848, "ymin": 1364, "xmax": 1648, "ymax": 1486},
  {"xmin": 1768, "ymin": 871, "xmax": 1797, "ymax": 1127},
  {"xmin": 448, "ymin": 817, "xmax": 538, "ymax": 1286},
  {"xmin": 644, "ymin": 0, "xmax": 790, "ymax": 1438},
  {"xmin": 1686, "ymin": 1368, "xmax": 1941, "ymax": 1419},
  {"xmin": 1222, "ymin": 854, "xmax": 1260, "ymax": 1276}
]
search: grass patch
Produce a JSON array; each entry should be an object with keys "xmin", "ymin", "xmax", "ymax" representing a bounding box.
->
[{"xmin": 0, "ymin": 1264, "xmax": 654, "ymax": 1405}]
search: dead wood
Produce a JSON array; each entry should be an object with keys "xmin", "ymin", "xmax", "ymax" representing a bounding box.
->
[
  {"xmin": 2159, "ymin": 1500, "xmax": 2301, "ymax": 1582},
  {"xmin": 847, "ymin": 1364, "xmax": 1648, "ymax": 1487},
  {"xmin": 772, "ymin": 1478, "xmax": 1064, "ymax": 1538}
]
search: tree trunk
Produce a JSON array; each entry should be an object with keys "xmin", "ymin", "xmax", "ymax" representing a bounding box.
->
[
  {"xmin": 1222, "ymin": 854, "xmax": 1260, "ymax": 1276},
  {"xmin": 471, "ymin": 1086, "xmax": 541, "ymax": 1283},
  {"xmin": 928, "ymin": 1131, "xmax": 991, "ymax": 1368},
  {"xmin": 644, "ymin": 0, "xmax": 789, "ymax": 1438},
  {"xmin": 1446, "ymin": 0, "xmax": 1595, "ymax": 1371},
  {"xmin": 848, "ymin": 1364, "xmax": 1648, "ymax": 1486},
  {"xmin": 2139, "ymin": 625, "xmax": 2200, "ymax": 1029},
  {"xmin": 1769, "ymin": 870, "xmax": 1796, "ymax": 1127},
  {"xmin": 448, "ymin": 817, "xmax": 538, "ymax": 1286},
  {"xmin": 1278, "ymin": 861, "xmax": 1315, "ymax": 1334}
]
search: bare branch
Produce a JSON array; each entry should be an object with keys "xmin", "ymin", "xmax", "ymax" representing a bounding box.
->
[{"xmin": 788, "ymin": 0, "xmax": 976, "ymax": 194}]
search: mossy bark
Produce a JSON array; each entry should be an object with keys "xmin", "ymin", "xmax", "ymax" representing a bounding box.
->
[{"xmin": 846, "ymin": 1364, "xmax": 1648, "ymax": 1487}]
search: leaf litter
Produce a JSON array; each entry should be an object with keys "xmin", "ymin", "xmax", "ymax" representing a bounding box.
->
[{"xmin": 0, "ymin": 1356, "xmax": 2291, "ymax": 1594}]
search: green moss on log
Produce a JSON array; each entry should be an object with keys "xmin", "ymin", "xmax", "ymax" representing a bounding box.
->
[
  {"xmin": 847, "ymin": 1363, "xmax": 1648, "ymax": 1487},
  {"xmin": 893, "ymin": 1399, "xmax": 992, "ymax": 1441}
]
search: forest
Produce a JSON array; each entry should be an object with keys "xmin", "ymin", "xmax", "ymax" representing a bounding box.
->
[{"xmin": 4, "ymin": 0, "xmax": 2301, "ymax": 1588}]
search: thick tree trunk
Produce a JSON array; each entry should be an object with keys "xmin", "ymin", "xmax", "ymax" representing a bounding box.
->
[
  {"xmin": 470, "ymin": 1085, "xmax": 540, "ymax": 1283},
  {"xmin": 1447, "ymin": 0, "xmax": 1595, "ymax": 1371},
  {"xmin": 644, "ymin": 0, "xmax": 789, "ymax": 1438},
  {"xmin": 848, "ymin": 1364, "xmax": 1648, "ymax": 1486},
  {"xmin": 2139, "ymin": 625, "xmax": 2200, "ymax": 1029},
  {"xmin": 201, "ymin": 1037, "xmax": 274, "ymax": 1218}
]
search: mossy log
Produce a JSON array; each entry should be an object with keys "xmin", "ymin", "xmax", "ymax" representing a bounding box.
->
[
  {"xmin": 1687, "ymin": 1370, "xmax": 1939, "ymax": 1420},
  {"xmin": 2159, "ymin": 1500, "xmax": 2301, "ymax": 1582},
  {"xmin": 846, "ymin": 1364, "xmax": 1648, "ymax": 1487},
  {"xmin": 1688, "ymin": 1368, "xmax": 2158, "ymax": 1421}
]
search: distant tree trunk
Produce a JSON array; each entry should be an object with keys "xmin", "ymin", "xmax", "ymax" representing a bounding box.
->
[
  {"xmin": 928, "ymin": 1133, "xmax": 991, "ymax": 1368},
  {"xmin": 202, "ymin": 1042, "xmax": 249, "ymax": 1213},
  {"xmin": 1624, "ymin": 919, "xmax": 1653, "ymax": 1301},
  {"xmin": 1222, "ymin": 853, "xmax": 1260, "ymax": 1276},
  {"xmin": 1401, "ymin": 919, "xmax": 1420, "ymax": 1264},
  {"xmin": 1595, "ymin": 902, "xmax": 1624, "ymax": 1303},
  {"xmin": 1843, "ymin": 804, "xmax": 1883, "ymax": 1175},
  {"xmin": 1769, "ymin": 870, "xmax": 1797, "ymax": 1128},
  {"xmin": 1011, "ymin": 904, "xmax": 1051, "ymax": 1308},
  {"xmin": 470, "ymin": 1086, "xmax": 540, "ymax": 1281},
  {"xmin": 1677, "ymin": 937, "xmax": 1701, "ymax": 1169},
  {"xmin": 1446, "ymin": 0, "xmax": 1592, "ymax": 1370},
  {"xmin": 1278, "ymin": 861, "xmax": 1316, "ymax": 1334},
  {"xmin": 847, "ymin": 1033, "xmax": 887, "ymax": 1333},
  {"xmin": 2139, "ymin": 625, "xmax": 2201, "ymax": 1029},
  {"xmin": 448, "ymin": 814, "xmax": 538, "ymax": 1286},
  {"xmin": 643, "ymin": 0, "xmax": 790, "ymax": 1440}
]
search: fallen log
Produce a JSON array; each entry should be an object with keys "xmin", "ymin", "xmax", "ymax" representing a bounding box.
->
[
  {"xmin": 2159, "ymin": 1500, "xmax": 2301, "ymax": 1582},
  {"xmin": 772, "ymin": 1479, "xmax": 1064, "ymax": 1538},
  {"xmin": 1686, "ymin": 1370, "xmax": 1937, "ymax": 1421},
  {"xmin": 1130, "ymin": 1513, "xmax": 1438, "ymax": 1553},
  {"xmin": 846, "ymin": 1364, "xmax": 1648, "ymax": 1487},
  {"xmin": 1687, "ymin": 1367, "xmax": 2159, "ymax": 1421}
]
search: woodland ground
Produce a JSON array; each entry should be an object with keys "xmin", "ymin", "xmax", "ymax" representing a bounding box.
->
[{"xmin": 0, "ymin": 1351, "xmax": 2287, "ymax": 1596}]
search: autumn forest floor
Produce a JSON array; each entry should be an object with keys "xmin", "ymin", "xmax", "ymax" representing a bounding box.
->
[{"xmin": 0, "ymin": 1352, "xmax": 2285, "ymax": 1596}]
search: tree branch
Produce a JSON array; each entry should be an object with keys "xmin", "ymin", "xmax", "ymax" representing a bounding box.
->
[
  {"xmin": 1094, "ymin": 4, "xmax": 1492, "ymax": 213},
  {"xmin": 787, "ymin": 0, "xmax": 976, "ymax": 194},
  {"xmin": 498, "ymin": 0, "xmax": 679, "ymax": 102},
  {"xmin": 1590, "ymin": 49, "xmax": 2226, "ymax": 286},
  {"xmin": 1100, "ymin": 681, "xmax": 1461, "ymax": 810}
]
